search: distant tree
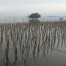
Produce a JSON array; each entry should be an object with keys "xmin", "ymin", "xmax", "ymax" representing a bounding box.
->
[{"xmin": 29, "ymin": 13, "xmax": 41, "ymax": 22}]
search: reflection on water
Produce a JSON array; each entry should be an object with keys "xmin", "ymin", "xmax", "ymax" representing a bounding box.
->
[
  {"xmin": 0, "ymin": 22, "xmax": 66, "ymax": 66},
  {"xmin": 3, "ymin": 35, "xmax": 9, "ymax": 66}
]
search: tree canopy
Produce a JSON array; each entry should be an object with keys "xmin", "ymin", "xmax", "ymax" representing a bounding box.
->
[
  {"xmin": 29, "ymin": 13, "xmax": 41, "ymax": 18},
  {"xmin": 29, "ymin": 13, "xmax": 41, "ymax": 22}
]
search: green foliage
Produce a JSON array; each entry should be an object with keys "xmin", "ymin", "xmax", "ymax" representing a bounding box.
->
[
  {"xmin": 29, "ymin": 13, "xmax": 41, "ymax": 18},
  {"xmin": 29, "ymin": 13, "xmax": 41, "ymax": 22}
]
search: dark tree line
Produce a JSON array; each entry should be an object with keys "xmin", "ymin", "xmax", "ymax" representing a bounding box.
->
[{"xmin": 29, "ymin": 13, "xmax": 41, "ymax": 22}]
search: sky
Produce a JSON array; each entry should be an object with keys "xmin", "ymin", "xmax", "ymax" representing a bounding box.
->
[{"xmin": 0, "ymin": 0, "xmax": 66, "ymax": 17}]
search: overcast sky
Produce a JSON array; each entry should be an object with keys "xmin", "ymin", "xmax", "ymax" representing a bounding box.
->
[{"xmin": 0, "ymin": 0, "xmax": 66, "ymax": 17}]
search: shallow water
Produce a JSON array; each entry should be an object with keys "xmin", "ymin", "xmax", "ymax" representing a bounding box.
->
[
  {"xmin": 0, "ymin": 17, "xmax": 66, "ymax": 23},
  {"xmin": 0, "ymin": 22, "xmax": 66, "ymax": 66}
]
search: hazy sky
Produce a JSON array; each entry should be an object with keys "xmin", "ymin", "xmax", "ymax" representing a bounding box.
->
[{"xmin": 0, "ymin": 0, "xmax": 66, "ymax": 17}]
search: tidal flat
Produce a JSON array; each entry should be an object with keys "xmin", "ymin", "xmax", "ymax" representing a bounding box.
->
[{"xmin": 0, "ymin": 21, "xmax": 66, "ymax": 66}]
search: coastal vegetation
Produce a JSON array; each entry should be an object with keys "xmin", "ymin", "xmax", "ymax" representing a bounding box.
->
[{"xmin": 29, "ymin": 13, "xmax": 41, "ymax": 22}]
